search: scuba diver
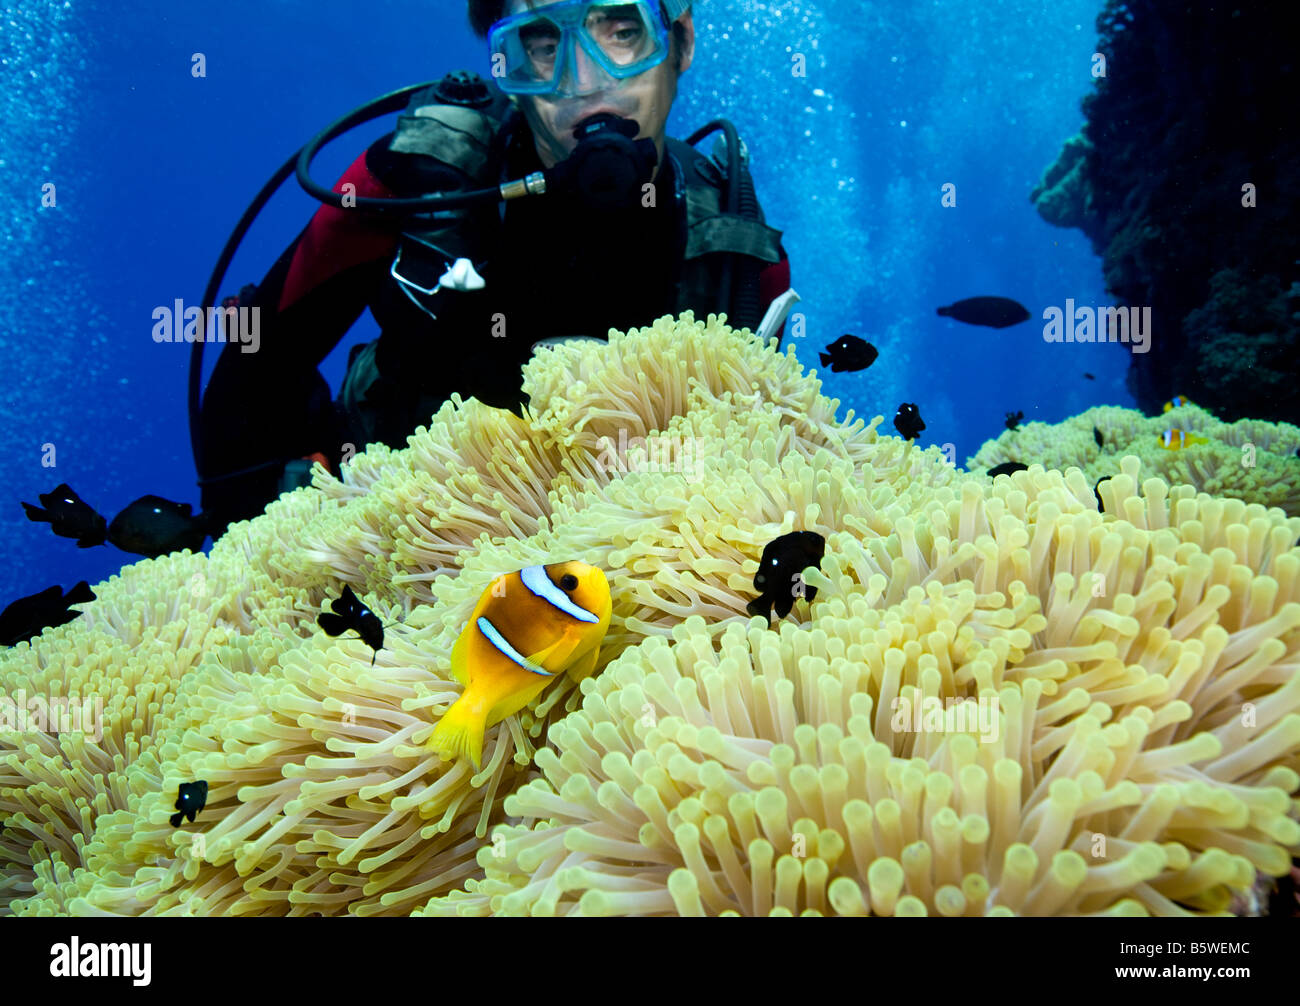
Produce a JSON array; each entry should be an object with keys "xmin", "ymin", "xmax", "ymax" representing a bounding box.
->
[
  {"xmin": 197, "ymin": 0, "xmax": 793, "ymax": 538},
  {"xmin": 9, "ymin": 0, "xmax": 795, "ymax": 633},
  {"xmin": 13, "ymin": 0, "xmax": 796, "ymax": 585}
]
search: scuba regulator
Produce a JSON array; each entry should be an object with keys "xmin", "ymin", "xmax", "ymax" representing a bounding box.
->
[
  {"xmin": 513, "ymin": 113, "xmax": 659, "ymax": 213},
  {"xmin": 295, "ymin": 73, "xmax": 656, "ymax": 215},
  {"xmin": 191, "ymin": 70, "xmax": 756, "ymax": 487}
]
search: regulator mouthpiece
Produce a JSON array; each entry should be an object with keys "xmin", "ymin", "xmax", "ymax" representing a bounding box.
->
[{"xmin": 544, "ymin": 113, "xmax": 658, "ymax": 212}]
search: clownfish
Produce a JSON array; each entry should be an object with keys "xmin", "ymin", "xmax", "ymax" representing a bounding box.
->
[
  {"xmin": 428, "ymin": 562, "xmax": 612, "ymax": 769},
  {"xmin": 1163, "ymin": 395, "xmax": 1195, "ymax": 412},
  {"xmin": 1158, "ymin": 428, "xmax": 1209, "ymax": 450}
]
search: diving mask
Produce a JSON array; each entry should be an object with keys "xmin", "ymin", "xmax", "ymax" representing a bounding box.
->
[{"xmin": 489, "ymin": 0, "xmax": 691, "ymax": 97}]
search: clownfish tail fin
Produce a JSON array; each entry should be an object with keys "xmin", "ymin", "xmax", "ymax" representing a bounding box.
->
[{"xmin": 428, "ymin": 699, "xmax": 486, "ymax": 770}]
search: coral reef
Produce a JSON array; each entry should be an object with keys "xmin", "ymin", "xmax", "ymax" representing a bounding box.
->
[
  {"xmin": 968, "ymin": 404, "xmax": 1300, "ymax": 518},
  {"xmin": 1031, "ymin": 1, "xmax": 1300, "ymax": 425},
  {"xmin": 1029, "ymin": 133, "xmax": 1098, "ymax": 236},
  {"xmin": 3, "ymin": 314, "xmax": 1300, "ymax": 916}
]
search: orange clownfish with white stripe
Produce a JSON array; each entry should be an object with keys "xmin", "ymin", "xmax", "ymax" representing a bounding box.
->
[
  {"xmin": 428, "ymin": 561, "xmax": 612, "ymax": 769},
  {"xmin": 1158, "ymin": 428, "xmax": 1209, "ymax": 450},
  {"xmin": 1162, "ymin": 395, "xmax": 1195, "ymax": 412}
]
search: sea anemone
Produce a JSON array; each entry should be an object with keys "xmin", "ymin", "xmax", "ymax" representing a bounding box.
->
[
  {"xmin": 968, "ymin": 404, "xmax": 1300, "ymax": 516},
  {"xmin": 420, "ymin": 459, "xmax": 1300, "ymax": 916},
  {"xmin": 2, "ymin": 313, "xmax": 1298, "ymax": 917}
]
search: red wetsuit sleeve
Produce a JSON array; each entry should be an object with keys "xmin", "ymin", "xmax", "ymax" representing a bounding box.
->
[
  {"xmin": 278, "ymin": 150, "xmax": 402, "ymax": 314},
  {"xmin": 758, "ymin": 249, "xmax": 792, "ymax": 341}
]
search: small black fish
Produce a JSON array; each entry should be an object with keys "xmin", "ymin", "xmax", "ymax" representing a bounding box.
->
[
  {"xmin": 318, "ymin": 585, "xmax": 384, "ymax": 665},
  {"xmin": 893, "ymin": 403, "xmax": 925, "ymax": 440},
  {"xmin": 108, "ymin": 496, "xmax": 209, "ymax": 558},
  {"xmin": 170, "ymin": 780, "xmax": 209, "ymax": 827},
  {"xmin": 21, "ymin": 483, "xmax": 108, "ymax": 548},
  {"xmin": 1005, "ymin": 410, "xmax": 1025, "ymax": 431},
  {"xmin": 1094, "ymin": 426, "xmax": 1104, "ymax": 449},
  {"xmin": 936, "ymin": 296, "xmax": 1031, "ymax": 329},
  {"xmin": 819, "ymin": 335, "xmax": 878, "ymax": 373},
  {"xmin": 1095, "ymin": 475, "xmax": 1112, "ymax": 513},
  {"xmin": 1083, "ymin": 372, "xmax": 1096, "ymax": 380},
  {"xmin": 988, "ymin": 461, "xmax": 1028, "ymax": 478},
  {"xmin": 747, "ymin": 531, "xmax": 826, "ymax": 622},
  {"xmin": 0, "ymin": 581, "xmax": 95, "ymax": 647}
]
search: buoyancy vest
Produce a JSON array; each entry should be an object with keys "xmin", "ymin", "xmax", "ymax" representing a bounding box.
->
[{"xmin": 384, "ymin": 76, "xmax": 785, "ymax": 333}]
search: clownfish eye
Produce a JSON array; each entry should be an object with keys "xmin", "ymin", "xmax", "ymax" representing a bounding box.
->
[{"xmin": 560, "ymin": 573, "xmax": 579, "ymax": 591}]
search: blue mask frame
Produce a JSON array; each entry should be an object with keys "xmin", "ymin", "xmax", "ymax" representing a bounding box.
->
[{"xmin": 489, "ymin": 0, "xmax": 690, "ymax": 96}]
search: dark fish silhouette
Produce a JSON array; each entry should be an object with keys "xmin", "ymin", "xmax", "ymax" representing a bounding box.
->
[
  {"xmin": 1005, "ymin": 410, "xmax": 1025, "ymax": 431},
  {"xmin": 170, "ymin": 780, "xmax": 209, "ymax": 827},
  {"xmin": 0, "ymin": 582, "xmax": 95, "ymax": 647},
  {"xmin": 893, "ymin": 403, "xmax": 925, "ymax": 440},
  {"xmin": 1095, "ymin": 475, "xmax": 1112, "ymax": 513},
  {"xmin": 936, "ymin": 296, "xmax": 1031, "ymax": 329},
  {"xmin": 1094, "ymin": 426, "xmax": 1104, "ymax": 449},
  {"xmin": 318, "ymin": 585, "xmax": 384, "ymax": 665},
  {"xmin": 21, "ymin": 483, "xmax": 108, "ymax": 548},
  {"xmin": 1083, "ymin": 372, "xmax": 1096, "ymax": 380},
  {"xmin": 108, "ymin": 496, "xmax": 209, "ymax": 558},
  {"xmin": 819, "ymin": 335, "xmax": 878, "ymax": 373},
  {"xmin": 988, "ymin": 461, "xmax": 1028, "ymax": 478},
  {"xmin": 1266, "ymin": 864, "xmax": 1299, "ymax": 917},
  {"xmin": 747, "ymin": 531, "xmax": 825, "ymax": 622}
]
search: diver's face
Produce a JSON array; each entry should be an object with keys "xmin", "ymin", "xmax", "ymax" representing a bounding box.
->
[{"xmin": 505, "ymin": 0, "xmax": 694, "ymax": 172}]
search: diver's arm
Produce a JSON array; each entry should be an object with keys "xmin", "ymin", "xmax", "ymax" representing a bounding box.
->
[
  {"xmin": 197, "ymin": 254, "xmax": 381, "ymax": 534},
  {"xmin": 757, "ymin": 244, "xmax": 792, "ymax": 344},
  {"xmin": 198, "ymin": 139, "xmax": 404, "ymax": 533}
]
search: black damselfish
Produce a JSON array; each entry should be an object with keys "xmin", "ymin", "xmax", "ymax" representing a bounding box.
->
[
  {"xmin": 894, "ymin": 403, "xmax": 925, "ymax": 440},
  {"xmin": 1095, "ymin": 475, "xmax": 1112, "ymax": 512},
  {"xmin": 988, "ymin": 461, "xmax": 1028, "ymax": 478},
  {"xmin": 1005, "ymin": 410, "xmax": 1024, "ymax": 431},
  {"xmin": 170, "ymin": 780, "xmax": 208, "ymax": 827},
  {"xmin": 318, "ymin": 585, "xmax": 385, "ymax": 665},
  {"xmin": 936, "ymin": 296, "xmax": 1030, "ymax": 329},
  {"xmin": 819, "ymin": 335, "xmax": 878, "ymax": 373},
  {"xmin": 21, "ymin": 483, "xmax": 108, "ymax": 548},
  {"xmin": 1094, "ymin": 426, "xmax": 1104, "ymax": 449},
  {"xmin": 1083, "ymin": 372, "xmax": 1096, "ymax": 380},
  {"xmin": 747, "ymin": 531, "xmax": 826, "ymax": 622},
  {"xmin": 0, "ymin": 581, "xmax": 95, "ymax": 647},
  {"xmin": 108, "ymin": 495, "xmax": 210, "ymax": 558}
]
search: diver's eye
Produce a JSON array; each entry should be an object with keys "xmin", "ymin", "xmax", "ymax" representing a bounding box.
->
[
  {"xmin": 560, "ymin": 574, "xmax": 579, "ymax": 591},
  {"xmin": 526, "ymin": 40, "xmax": 558, "ymax": 63}
]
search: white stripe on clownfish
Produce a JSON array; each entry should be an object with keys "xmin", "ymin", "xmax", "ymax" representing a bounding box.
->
[
  {"xmin": 520, "ymin": 565, "xmax": 599, "ymax": 623},
  {"xmin": 476, "ymin": 616, "xmax": 553, "ymax": 677}
]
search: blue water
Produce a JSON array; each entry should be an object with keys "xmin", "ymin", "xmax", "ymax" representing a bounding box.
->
[{"xmin": 0, "ymin": 0, "xmax": 1127, "ymax": 609}]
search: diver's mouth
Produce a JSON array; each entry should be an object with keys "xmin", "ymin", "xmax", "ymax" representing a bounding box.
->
[{"xmin": 568, "ymin": 108, "xmax": 632, "ymax": 137}]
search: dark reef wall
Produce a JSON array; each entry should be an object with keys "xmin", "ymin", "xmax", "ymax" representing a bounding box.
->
[{"xmin": 1031, "ymin": 0, "xmax": 1300, "ymax": 424}]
